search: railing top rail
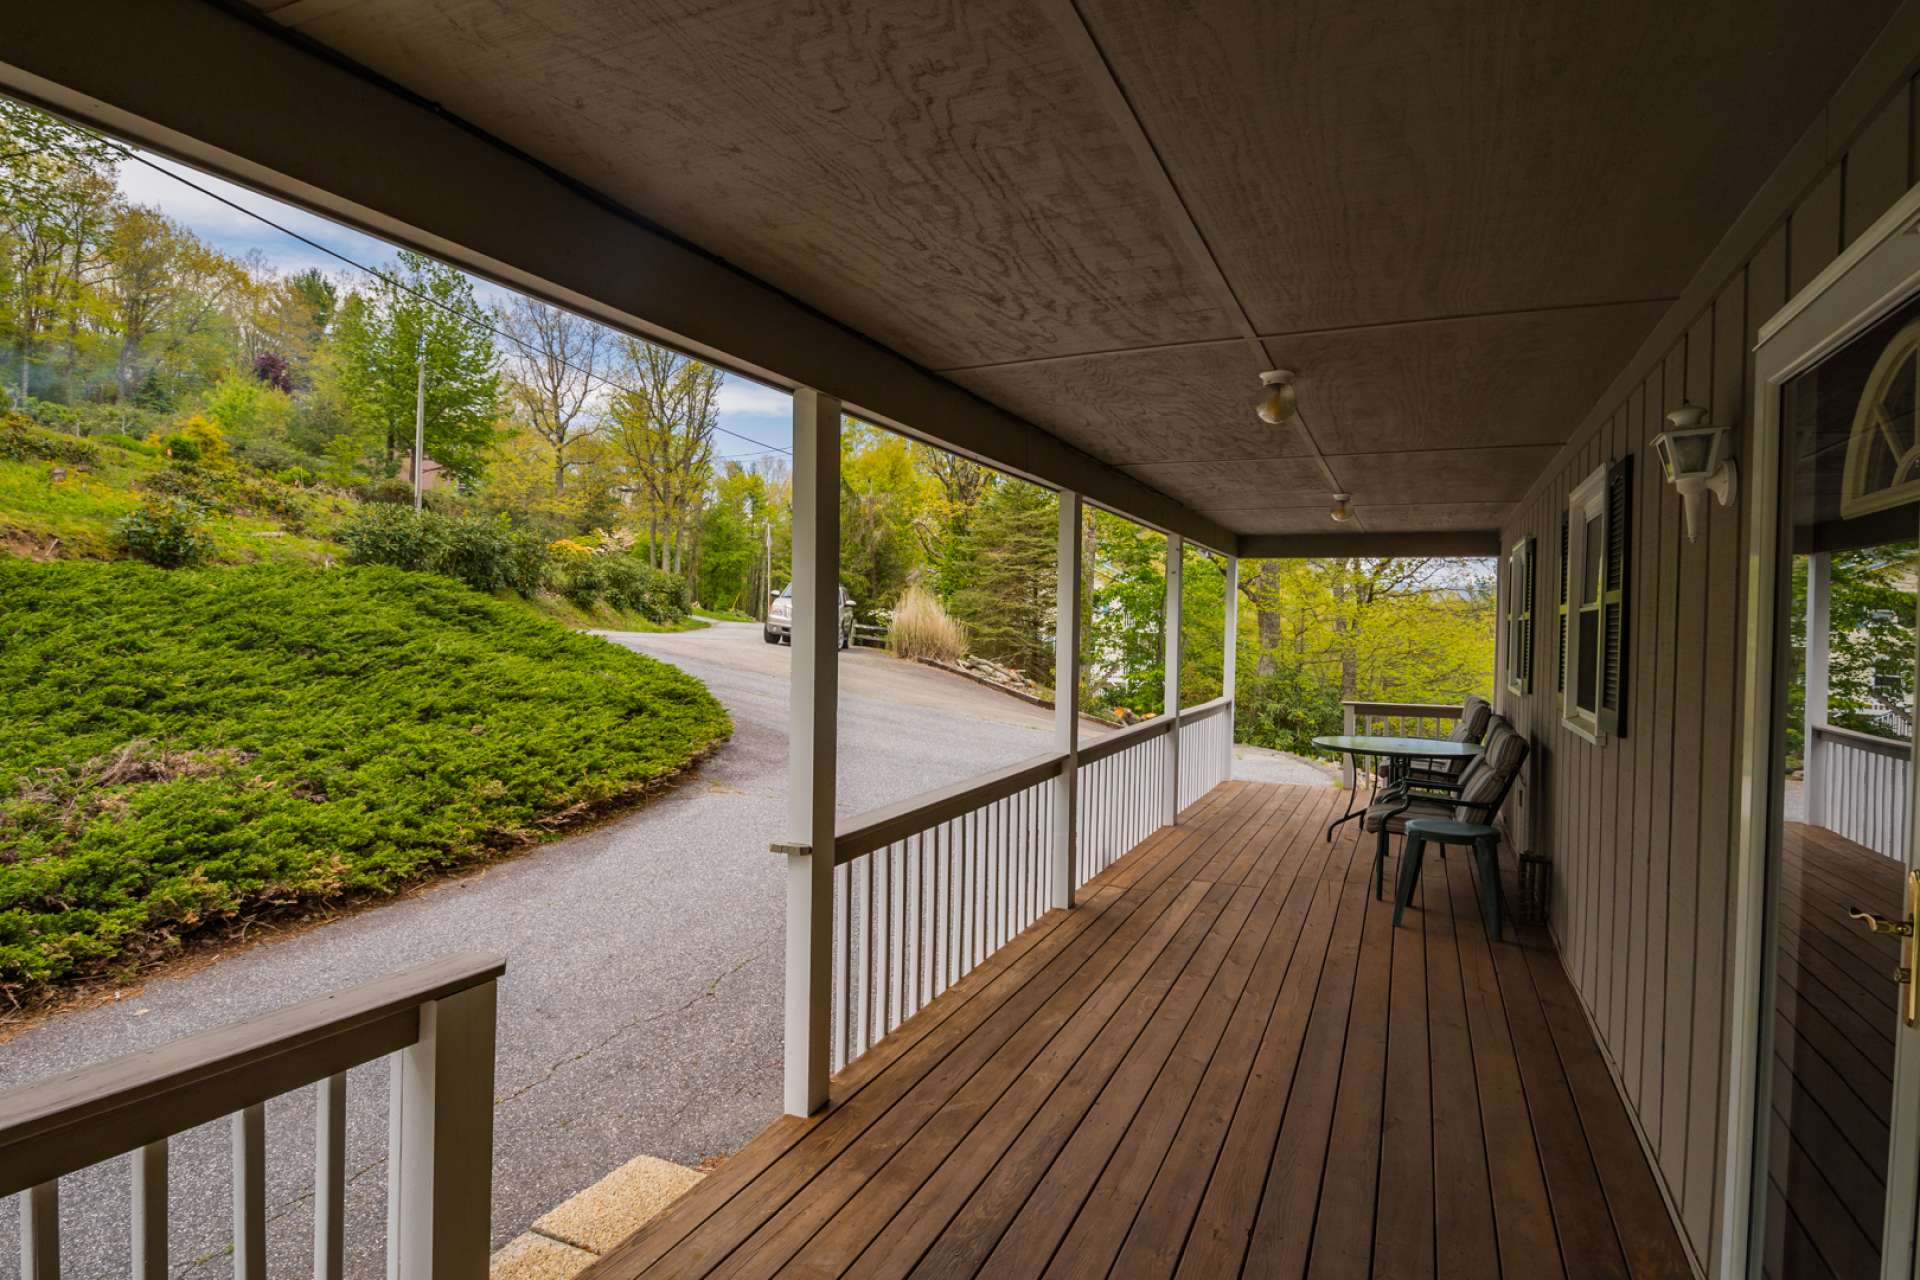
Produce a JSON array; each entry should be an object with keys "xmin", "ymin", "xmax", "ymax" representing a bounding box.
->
[
  {"xmin": 1179, "ymin": 696, "xmax": 1233, "ymax": 722},
  {"xmin": 1076, "ymin": 713, "xmax": 1175, "ymax": 766},
  {"xmin": 835, "ymin": 751, "xmax": 1067, "ymax": 864},
  {"xmin": 1341, "ymin": 699, "xmax": 1466, "ymax": 716},
  {"xmin": 1813, "ymin": 721, "xmax": 1913, "ymax": 753},
  {"xmin": 0, "ymin": 950, "xmax": 504, "ymax": 1197}
]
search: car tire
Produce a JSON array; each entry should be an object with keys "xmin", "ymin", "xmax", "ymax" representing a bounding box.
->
[
  {"xmin": 763, "ymin": 627, "xmax": 780, "ymax": 645},
  {"xmin": 839, "ymin": 621, "xmax": 851, "ymax": 651}
]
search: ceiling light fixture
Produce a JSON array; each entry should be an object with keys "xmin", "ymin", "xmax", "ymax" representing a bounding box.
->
[
  {"xmin": 1255, "ymin": 370, "xmax": 1297, "ymax": 425},
  {"xmin": 1330, "ymin": 493, "xmax": 1353, "ymax": 523}
]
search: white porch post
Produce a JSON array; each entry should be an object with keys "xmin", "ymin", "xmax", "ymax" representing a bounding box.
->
[
  {"xmin": 1164, "ymin": 533, "xmax": 1183, "ymax": 823},
  {"xmin": 1053, "ymin": 492, "xmax": 1083, "ymax": 908},
  {"xmin": 785, "ymin": 388, "xmax": 841, "ymax": 1116},
  {"xmin": 1223, "ymin": 554, "xmax": 1239, "ymax": 783},
  {"xmin": 1805, "ymin": 550, "xmax": 1831, "ymax": 827},
  {"xmin": 386, "ymin": 982, "xmax": 497, "ymax": 1280}
]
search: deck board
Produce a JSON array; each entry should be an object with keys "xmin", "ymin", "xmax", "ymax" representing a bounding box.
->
[
  {"xmin": 1763, "ymin": 822, "xmax": 1906, "ymax": 1280},
  {"xmin": 584, "ymin": 781, "xmax": 1693, "ymax": 1280}
]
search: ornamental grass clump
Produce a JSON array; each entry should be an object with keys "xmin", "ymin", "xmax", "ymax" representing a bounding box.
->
[
  {"xmin": 0, "ymin": 560, "xmax": 732, "ymax": 989},
  {"xmin": 887, "ymin": 584, "xmax": 967, "ymax": 662}
]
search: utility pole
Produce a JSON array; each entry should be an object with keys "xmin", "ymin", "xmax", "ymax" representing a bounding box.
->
[
  {"xmin": 412, "ymin": 326, "xmax": 427, "ymax": 511},
  {"xmin": 764, "ymin": 516, "xmax": 773, "ymax": 619}
]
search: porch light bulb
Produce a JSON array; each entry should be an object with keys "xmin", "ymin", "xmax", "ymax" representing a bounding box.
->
[
  {"xmin": 1330, "ymin": 493, "xmax": 1353, "ymax": 522},
  {"xmin": 1651, "ymin": 402, "xmax": 1738, "ymax": 542},
  {"xmin": 1255, "ymin": 370, "xmax": 1297, "ymax": 425}
]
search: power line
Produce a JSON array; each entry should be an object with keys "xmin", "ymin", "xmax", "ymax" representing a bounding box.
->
[{"xmin": 10, "ymin": 133, "xmax": 793, "ymax": 457}]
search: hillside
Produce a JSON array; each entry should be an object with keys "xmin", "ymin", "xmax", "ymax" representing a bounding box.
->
[
  {"xmin": 0, "ymin": 560, "xmax": 732, "ymax": 990},
  {"xmin": 0, "ymin": 414, "xmax": 701, "ymax": 631}
]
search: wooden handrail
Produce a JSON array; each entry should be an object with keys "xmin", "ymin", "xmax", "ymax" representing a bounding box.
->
[
  {"xmin": 1179, "ymin": 695, "xmax": 1233, "ymax": 722},
  {"xmin": 1812, "ymin": 721, "xmax": 1912, "ymax": 755},
  {"xmin": 1340, "ymin": 699, "xmax": 1467, "ymax": 716},
  {"xmin": 1077, "ymin": 714, "xmax": 1175, "ymax": 767},
  {"xmin": 835, "ymin": 751, "xmax": 1067, "ymax": 863},
  {"xmin": 0, "ymin": 950, "xmax": 504, "ymax": 1197}
]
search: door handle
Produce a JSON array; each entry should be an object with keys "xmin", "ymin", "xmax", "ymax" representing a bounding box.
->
[
  {"xmin": 1846, "ymin": 907, "xmax": 1915, "ymax": 937},
  {"xmin": 1847, "ymin": 871, "xmax": 1920, "ymax": 1027}
]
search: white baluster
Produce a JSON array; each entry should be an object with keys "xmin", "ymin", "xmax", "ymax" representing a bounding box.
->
[
  {"xmin": 21, "ymin": 1180, "xmax": 59, "ymax": 1280},
  {"xmin": 315, "ymin": 1072, "xmax": 346, "ymax": 1280},
  {"xmin": 131, "ymin": 1140, "xmax": 166, "ymax": 1279},
  {"xmin": 233, "ymin": 1103, "xmax": 266, "ymax": 1280}
]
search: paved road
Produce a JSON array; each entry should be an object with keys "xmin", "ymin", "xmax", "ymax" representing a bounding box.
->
[{"xmin": 0, "ymin": 622, "xmax": 1325, "ymax": 1277}]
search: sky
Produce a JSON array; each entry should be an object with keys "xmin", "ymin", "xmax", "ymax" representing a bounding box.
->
[{"xmin": 117, "ymin": 151, "xmax": 795, "ymax": 463}]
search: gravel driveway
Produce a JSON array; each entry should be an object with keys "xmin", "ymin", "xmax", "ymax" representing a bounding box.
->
[{"xmin": 0, "ymin": 622, "xmax": 1322, "ymax": 1277}]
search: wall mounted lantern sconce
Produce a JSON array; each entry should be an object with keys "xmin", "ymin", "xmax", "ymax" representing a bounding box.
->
[
  {"xmin": 1254, "ymin": 370, "xmax": 1297, "ymax": 425},
  {"xmin": 1651, "ymin": 402, "xmax": 1737, "ymax": 541}
]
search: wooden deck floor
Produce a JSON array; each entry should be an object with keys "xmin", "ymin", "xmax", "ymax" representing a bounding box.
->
[
  {"xmin": 1767, "ymin": 822, "xmax": 1907, "ymax": 1280},
  {"xmin": 585, "ymin": 781, "xmax": 1691, "ymax": 1279}
]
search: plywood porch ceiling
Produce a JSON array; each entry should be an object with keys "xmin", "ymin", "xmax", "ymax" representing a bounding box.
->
[{"xmin": 249, "ymin": 0, "xmax": 1891, "ymax": 538}]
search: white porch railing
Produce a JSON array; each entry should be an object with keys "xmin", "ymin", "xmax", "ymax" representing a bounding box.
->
[
  {"xmin": 1808, "ymin": 721, "xmax": 1911, "ymax": 860},
  {"xmin": 1177, "ymin": 696, "xmax": 1235, "ymax": 811},
  {"xmin": 830, "ymin": 752, "xmax": 1064, "ymax": 1072},
  {"xmin": 1338, "ymin": 700, "xmax": 1468, "ymax": 790},
  {"xmin": 823, "ymin": 694, "xmax": 1236, "ymax": 1074},
  {"xmin": 1076, "ymin": 717, "xmax": 1174, "ymax": 886},
  {"xmin": 0, "ymin": 951, "xmax": 502, "ymax": 1280}
]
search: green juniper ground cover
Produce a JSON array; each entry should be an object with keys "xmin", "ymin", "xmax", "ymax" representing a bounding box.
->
[{"xmin": 0, "ymin": 561, "xmax": 730, "ymax": 989}]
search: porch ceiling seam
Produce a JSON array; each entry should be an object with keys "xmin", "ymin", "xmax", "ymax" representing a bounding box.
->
[
  {"xmin": 927, "ymin": 296, "xmax": 1685, "ymax": 375},
  {"xmin": 1042, "ymin": 0, "xmax": 1357, "ymax": 526}
]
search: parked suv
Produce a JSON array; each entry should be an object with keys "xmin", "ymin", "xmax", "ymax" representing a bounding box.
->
[{"xmin": 765, "ymin": 583, "xmax": 855, "ymax": 649}]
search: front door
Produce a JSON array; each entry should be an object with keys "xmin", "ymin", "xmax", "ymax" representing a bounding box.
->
[{"xmin": 1742, "ymin": 191, "xmax": 1920, "ymax": 1280}]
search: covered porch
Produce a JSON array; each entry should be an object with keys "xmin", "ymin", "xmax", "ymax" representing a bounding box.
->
[
  {"xmin": 586, "ymin": 782, "xmax": 1690, "ymax": 1280},
  {"xmin": 7, "ymin": 0, "xmax": 1920, "ymax": 1274}
]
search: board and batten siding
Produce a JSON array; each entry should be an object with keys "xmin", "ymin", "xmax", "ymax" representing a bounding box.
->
[{"xmin": 1493, "ymin": 15, "xmax": 1920, "ymax": 1275}]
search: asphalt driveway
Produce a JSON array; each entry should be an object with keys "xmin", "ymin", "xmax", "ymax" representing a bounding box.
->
[{"xmin": 0, "ymin": 622, "xmax": 1325, "ymax": 1276}]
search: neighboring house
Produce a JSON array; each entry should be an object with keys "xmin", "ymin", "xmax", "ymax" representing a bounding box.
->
[
  {"xmin": 398, "ymin": 451, "xmax": 453, "ymax": 492},
  {"xmin": 14, "ymin": 6, "xmax": 1920, "ymax": 1279}
]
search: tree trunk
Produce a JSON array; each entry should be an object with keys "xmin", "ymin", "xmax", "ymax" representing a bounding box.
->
[
  {"xmin": 1333, "ymin": 559, "xmax": 1357, "ymax": 700},
  {"xmin": 1252, "ymin": 561, "xmax": 1281, "ymax": 678}
]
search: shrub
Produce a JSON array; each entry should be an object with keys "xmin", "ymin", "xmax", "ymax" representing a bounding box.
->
[
  {"xmin": 644, "ymin": 567, "xmax": 692, "ymax": 622},
  {"xmin": 68, "ymin": 401, "xmax": 165, "ymax": 441},
  {"xmin": 562, "ymin": 553, "xmax": 608, "ymax": 609},
  {"xmin": 351, "ymin": 475, "xmax": 464, "ymax": 515},
  {"xmin": 339, "ymin": 504, "xmax": 443, "ymax": 572},
  {"xmin": 2, "ymin": 414, "xmax": 101, "ymax": 466},
  {"xmin": 276, "ymin": 466, "xmax": 318, "ymax": 488},
  {"xmin": 21, "ymin": 397, "xmax": 77, "ymax": 431},
  {"xmin": 432, "ymin": 516, "xmax": 518, "ymax": 594},
  {"xmin": 141, "ymin": 462, "xmax": 225, "ymax": 507},
  {"xmin": 888, "ymin": 585, "xmax": 967, "ymax": 661},
  {"xmin": 341, "ymin": 507, "xmax": 550, "ymax": 597},
  {"xmin": 94, "ymin": 432, "xmax": 156, "ymax": 456},
  {"xmin": 352, "ymin": 476, "xmax": 418, "ymax": 506},
  {"xmin": 502, "ymin": 527, "xmax": 552, "ymax": 597},
  {"xmin": 0, "ymin": 561, "xmax": 732, "ymax": 986},
  {"xmin": 114, "ymin": 497, "xmax": 214, "ymax": 568},
  {"xmin": 150, "ymin": 415, "xmax": 230, "ymax": 467}
]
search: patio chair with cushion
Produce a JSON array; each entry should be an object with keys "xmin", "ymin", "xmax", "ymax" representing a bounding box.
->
[
  {"xmin": 1361, "ymin": 717, "xmax": 1529, "ymax": 913},
  {"xmin": 1407, "ymin": 694, "xmax": 1493, "ymax": 786}
]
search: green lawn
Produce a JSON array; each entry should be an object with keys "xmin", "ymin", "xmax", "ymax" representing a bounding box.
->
[{"xmin": 0, "ymin": 560, "xmax": 731, "ymax": 988}]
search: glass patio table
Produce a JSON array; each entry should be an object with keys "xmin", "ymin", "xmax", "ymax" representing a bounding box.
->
[{"xmin": 1310, "ymin": 734, "xmax": 1484, "ymax": 841}]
